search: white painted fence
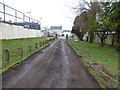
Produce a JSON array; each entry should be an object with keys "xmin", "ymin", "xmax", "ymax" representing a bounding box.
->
[{"xmin": 0, "ymin": 22, "xmax": 44, "ymax": 40}]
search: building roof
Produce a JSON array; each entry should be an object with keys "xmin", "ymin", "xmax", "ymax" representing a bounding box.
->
[
  {"xmin": 62, "ymin": 30, "xmax": 71, "ymax": 32},
  {"xmin": 50, "ymin": 26, "xmax": 62, "ymax": 30}
]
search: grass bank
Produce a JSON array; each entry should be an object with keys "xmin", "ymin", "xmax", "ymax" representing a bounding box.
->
[
  {"xmin": 0, "ymin": 37, "xmax": 54, "ymax": 73},
  {"xmin": 67, "ymin": 40, "xmax": 119, "ymax": 88}
]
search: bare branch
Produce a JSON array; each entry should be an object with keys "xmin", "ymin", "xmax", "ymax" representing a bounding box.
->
[{"xmin": 95, "ymin": 32, "xmax": 102, "ymax": 38}]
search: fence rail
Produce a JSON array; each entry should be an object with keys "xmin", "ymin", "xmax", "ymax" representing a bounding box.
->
[{"xmin": 0, "ymin": 2, "xmax": 40, "ymax": 29}]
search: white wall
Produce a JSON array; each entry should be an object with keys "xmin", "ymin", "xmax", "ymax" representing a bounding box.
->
[
  {"xmin": 0, "ymin": 22, "xmax": 44, "ymax": 40},
  {"xmin": 61, "ymin": 32, "xmax": 71, "ymax": 37},
  {"xmin": 94, "ymin": 34, "xmax": 114, "ymax": 45},
  {"xmin": 51, "ymin": 29, "xmax": 62, "ymax": 35},
  {"xmin": 83, "ymin": 32, "xmax": 115, "ymax": 45}
]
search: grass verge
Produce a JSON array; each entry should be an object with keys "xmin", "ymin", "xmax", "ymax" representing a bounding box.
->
[
  {"xmin": 67, "ymin": 40, "xmax": 119, "ymax": 88},
  {"xmin": 0, "ymin": 37, "xmax": 54, "ymax": 74}
]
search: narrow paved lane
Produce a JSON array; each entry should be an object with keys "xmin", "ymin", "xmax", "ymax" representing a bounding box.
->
[{"xmin": 3, "ymin": 40, "xmax": 99, "ymax": 88}]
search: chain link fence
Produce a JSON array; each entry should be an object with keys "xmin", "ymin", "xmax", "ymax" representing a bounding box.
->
[{"xmin": 0, "ymin": 2, "xmax": 40, "ymax": 30}]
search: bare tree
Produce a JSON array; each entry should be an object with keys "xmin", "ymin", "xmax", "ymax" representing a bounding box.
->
[
  {"xmin": 73, "ymin": 0, "xmax": 101, "ymax": 42},
  {"xmin": 72, "ymin": 11, "xmax": 88, "ymax": 40}
]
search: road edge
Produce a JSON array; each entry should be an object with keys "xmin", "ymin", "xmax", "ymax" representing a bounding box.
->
[{"xmin": 66, "ymin": 40, "xmax": 101, "ymax": 88}]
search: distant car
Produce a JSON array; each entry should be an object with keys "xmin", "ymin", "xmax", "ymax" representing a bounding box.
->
[{"xmin": 74, "ymin": 39, "xmax": 78, "ymax": 41}]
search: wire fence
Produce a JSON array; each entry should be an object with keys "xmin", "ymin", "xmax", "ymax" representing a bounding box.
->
[{"xmin": 0, "ymin": 2, "xmax": 40, "ymax": 29}]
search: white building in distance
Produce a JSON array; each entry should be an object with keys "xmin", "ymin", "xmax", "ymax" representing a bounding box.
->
[
  {"xmin": 61, "ymin": 30, "xmax": 71, "ymax": 37},
  {"xmin": 50, "ymin": 26, "xmax": 62, "ymax": 36}
]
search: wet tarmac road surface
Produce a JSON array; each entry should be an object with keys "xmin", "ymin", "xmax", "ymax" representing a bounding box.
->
[{"xmin": 2, "ymin": 40, "xmax": 100, "ymax": 88}]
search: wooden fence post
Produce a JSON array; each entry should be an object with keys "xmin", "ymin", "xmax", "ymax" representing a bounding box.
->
[
  {"xmin": 2, "ymin": 49, "xmax": 9, "ymax": 63},
  {"xmin": 28, "ymin": 45, "xmax": 32, "ymax": 54},
  {"xmin": 39, "ymin": 42, "xmax": 41, "ymax": 47},
  {"xmin": 43, "ymin": 41, "xmax": 45, "ymax": 46},
  {"xmin": 41, "ymin": 42, "xmax": 43, "ymax": 46},
  {"xmin": 18, "ymin": 47, "xmax": 23, "ymax": 57},
  {"xmin": 35, "ymin": 43, "xmax": 38, "ymax": 49}
]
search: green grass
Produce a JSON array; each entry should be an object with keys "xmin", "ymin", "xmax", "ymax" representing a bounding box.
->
[
  {"xmin": 67, "ymin": 40, "xmax": 119, "ymax": 88},
  {"xmin": 2, "ymin": 38, "xmax": 47, "ymax": 51},
  {"xmin": 0, "ymin": 37, "xmax": 53, "ymax": 73}
]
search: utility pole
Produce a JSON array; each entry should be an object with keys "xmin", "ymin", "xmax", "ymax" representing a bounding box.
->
[
  {"xmin": 3, "ymin": 0, "xmax": 4, "ymax": 4},
  {"xmin": 3, "ymin": 0, "xmax": 5, "ymax": 21},
  {"xmin": 27, "ymin": 11, "xmax": 31, "ymax": 28},
  {"xmin": 40, "ymin": 18, "xmax": 42, "ymax": 30}
]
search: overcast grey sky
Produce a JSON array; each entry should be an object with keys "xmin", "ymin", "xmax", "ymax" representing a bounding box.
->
[{"xmin": 0, "ymin": 0, "xmax": 80, "ymax": 30}]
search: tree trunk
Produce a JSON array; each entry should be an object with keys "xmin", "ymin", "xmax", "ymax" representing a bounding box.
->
[
  {"xmin": 112, "ymin": 35, "xmax": 115, "ymax": 46},
  {"xmin": 76, "ymin": 33, "xmax": 83, "ymax": 41},
  {"xmin": 88, "ymin": 32, "xmax": 94, "ymax": 43},
  {"xmin": 80, "ymin": 38, "xmax": 83, "ymax": 41},
  {"xmin": 116, "ymin": 34, "xmax": 120, "ymax": 51},
  {"xmin": 80, "ymin": 35, "xmax": 83, "ymax": 41},
  {"xmin": 101, "ymin": 38, "xmax": 104, "ymax": 47}
]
